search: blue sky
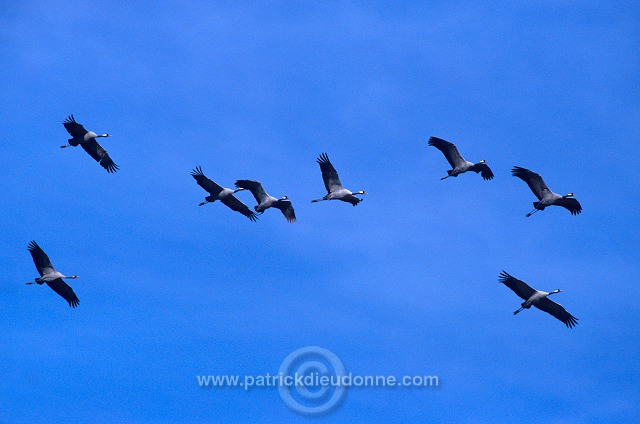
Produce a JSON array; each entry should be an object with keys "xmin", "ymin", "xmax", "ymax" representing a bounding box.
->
[{"xmin": 1, "ymin": 1, "xmax": 639, "ymax": 422}]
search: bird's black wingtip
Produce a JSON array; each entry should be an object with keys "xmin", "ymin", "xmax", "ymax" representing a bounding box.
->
[
  {"xmin": 27, "ymin": 240, "xmax": 40, "ymax": 251},
  {"xmin": 316, "ymin": 152, "xmax": 330, "ymax": 164},
  {"xmin": 106, "ymin": 163, "xmax": 119, "ymax": 173},
  {"xmin": 511, "ymin": 166, "xmax": 528, "ymax": 177},
  {"xmin": 235, "ymin": 179, "xmax": 253, "ymax": 189},
  {"xmin": 498, "ymin": 270, "xmax": 512, "ymax": 283},
  {"xmin": 427, "ymin": 136, "xmax": 449, "ymax": 146},
  {"xmin": 63, "ymin": 114, "xmax": 76, "ymax": 124},
  {"xmin": 191, "ymin": 166, "xmax": 204, "ymax": 177},
  {"xmin": 69, "ymin": 298, "xmax": 80, "ymax": 308},
  {"xmin": 565, "ymin": 315, "xmax": 578, "ymax": 328}
]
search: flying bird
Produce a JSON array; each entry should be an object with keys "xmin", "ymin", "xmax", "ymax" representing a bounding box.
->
[
  {"xmin": 511, "ymin": 166, "xmax": 581, "ymax": 217},
  {"xmin": 191, "ymin": 167, "xmax": 257, "ymax": 221},
  {"xmin": 428, "ymin": 136, "xmax": 494, "ymax": 181},
  {"xmin": 311, "ymin": 153, "xmax": 366, "ymax": 206},
  {"xmin": 499, "ymin": 271, "xmax": 578, "ymax": 328},
  {"xmin": 61, "ymin": 115, "xmax": 119, "ymax": 173},
  {"xmin": 235, "ymin": 179, "xmax": 296, "ymax": 223},
  {"xmin": 25, "ymin": 241, "xmax": 80, "ymax": 308}
]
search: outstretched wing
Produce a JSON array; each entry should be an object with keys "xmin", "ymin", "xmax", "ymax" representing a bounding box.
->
[
  {"xmin": 273, "ymin": 199, "xmax": 296, "ymax": 223},
  {"xmin": 499, "ymin": 271, "xmax": 536, "ymax": 302},
  {"xmin": 511, "ymin": 166, "xmax": 550, "ymax": 200},
  {"xmin": 46, "ymin": 278, "xmax": 80, "ymax": 308},
  {"xmin": 555, "ymin": 197, "xmax": 582, "ymax": 216},
  {"xmin": 428, "ymin": 137, "xmax": 466, "ymax": 168},
  {"xmin": 191, "ymin": 166, "xmax": 223, "ymax": 196},
  {"xmin": 316, "ymin": 153, "xmax": 343, "ymax": 193},
  {"xmin": 27, "ymin": 241, "xmax": 55, "ymax": 277},
  {"xmin": 235, "ymin": 180, "xmax": 268, "ymax": 205},
  {"xmin": 471, "ymin": 163, "xmax": 494, "ymax": 181},
  {"xmin": 63, "ymin": 115, "xmax": 88, "ymax": 138},
  {"xmin": 82, "ymin": 139, "xmax": 119, "ymax": 173},
  {"xmin": 221, "ymin": 195, "xmax": 258, "ymax": 221},
  {"xmin": 534, "ymin": 297, "xmax": 578, "ymax": 328}
]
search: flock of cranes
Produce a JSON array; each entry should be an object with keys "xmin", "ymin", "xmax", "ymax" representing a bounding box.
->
[{"xmin": 25, "ymin": 115, "xmax": 581, "ymax": 328}]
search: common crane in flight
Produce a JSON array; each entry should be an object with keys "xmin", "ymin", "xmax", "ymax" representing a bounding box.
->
[
  {"xmin": 235, "ymin": 180, "xmax": 296, "ymax": 223},
  {"xmin": 311, "ymin": 153, "xmax": 366, "ymax": 206},
  {"xmin": 25, "ymin": 241, "xmax": 80, "ymax": 308},
  {"xmin": 511, "ymin": 166, "xmax": 582, "ymax": 217},
  {"xmin": 428, "ymin": 136, "xmax": 494, "ymax": 181},
  {"xmin": 191, "ymin": 167, "xmax": 257, "ymax": 221},
  {"xmin": 499, "ymin": 271, "xmax": 578, "ymax": 328},
  {"xmin": 61, "ymin": 115, "xmax": 119, "ymax": 173}
]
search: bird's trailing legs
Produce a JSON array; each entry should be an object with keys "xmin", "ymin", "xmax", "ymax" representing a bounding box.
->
[
  {"xmin": 513, "ymin": 307, "xmax": 524, "ymax": 315},
  {"xmin": 525, "ymin": 208, "xmax": 540, "ymax": 217},
  {"xmin": 199, "ymin": 201, "xmax": 209, "ymax": 206},
  {"xmin": 440, "ymin": 175, "xmax": 450, "ymax": 180}
]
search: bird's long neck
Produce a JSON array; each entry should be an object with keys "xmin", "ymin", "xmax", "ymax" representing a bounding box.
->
[
  {"xmin": 233, "ymin": 188, "xmax": 246, "ymax": 193},
  {"xmin": 548, "ymin": 289, "xmax": 561, "ymax": 296},
  {"xmin": 63, "ymin": 275, "xmax": 79, "ymax": 279}
]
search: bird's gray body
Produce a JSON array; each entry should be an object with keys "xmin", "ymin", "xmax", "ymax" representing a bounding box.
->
[
  {"xmin": 535, "ymin": 192, "xmax": 564, "ymax": 210},
  {"xmin": 520, "ymin": 290, "xmax": 555, "ymax": 310},
  {"xmin": 255, "ymin": 195, "xmax": 279, "ymax": 212},
  {"xmin": 448, "ymin": 159, "xmax": 477, "ymax": 177},
  {"xmin": 35, "ymin": 269, "xmax": 68, "ymax": 284},
  {"xmin": 69, "ymin": 130, "xmax": 101, "ymax": 145},
  {"xmin": 320, "ymin": 187, "xmax": 364, "ymax": 204},
  {"xmin": 203, "ymin": 186, "xmax": 242, "ymax": 204}
]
